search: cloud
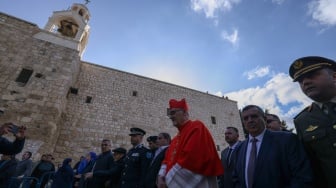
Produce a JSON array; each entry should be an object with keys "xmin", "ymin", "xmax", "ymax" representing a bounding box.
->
[
  {"xmin": 271, "ymin": 0, "xmax": 285, "ymax": 5},
  {"xmin": 308, "ymin": 0, "xmax": 336, "ymax": 26},
  {"xmin": 243, "ymin": 66, "xmax": 270, "ymax": 80},
  {"xmin": 190, "ymin": 0, "xmax": 241, "ymax": 18},
  {"xmin": 128, "ymin": 59, "xmax": 200, "ymax": 90},
  {"xmin": 221, "ymin": 28, "xmax": 239, "ymax": 45},
  {"xmin": 220, "ymin": 73, "xmax": 312, "ymax": 129}
]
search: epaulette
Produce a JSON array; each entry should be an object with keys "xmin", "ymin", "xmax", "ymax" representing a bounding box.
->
[{"xmin": 293, "ymin": 104, "xmax": 313, "ymax": 119}]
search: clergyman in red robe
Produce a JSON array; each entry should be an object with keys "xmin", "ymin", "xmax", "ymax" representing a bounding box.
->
[{"xmin": 157, "ymin": 98, "xmax": 224, "ymax": 188}]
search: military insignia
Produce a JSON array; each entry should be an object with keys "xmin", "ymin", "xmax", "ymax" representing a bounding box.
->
[
  {"xmin": 293, "ymin": 60, "xmax": 303, "ymax": 69},
  {"xmin": 305, "ymin": 125, "xmax": 318, "ymax": 132},
  {"xmin": 131, "ymin": 153, "xmax": 139, "ymax": 157}
]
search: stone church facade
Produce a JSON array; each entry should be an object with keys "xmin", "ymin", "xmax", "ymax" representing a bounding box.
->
[{"xmin": 0, "ymin": 4, "xmax": 243, "ymax": 163}]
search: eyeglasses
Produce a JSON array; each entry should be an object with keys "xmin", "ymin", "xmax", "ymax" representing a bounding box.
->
[
  {"xmin": 167, "ymin": 109, "xmax": 183, "ymax": 116},
  {"xmin": 158, "ymin": 137, "xmax": 163, "ymax": 140}
]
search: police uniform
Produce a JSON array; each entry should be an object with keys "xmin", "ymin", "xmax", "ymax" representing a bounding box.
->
[
  {"xmin": 120, "ymin": 128, "xmax": 152, "ymax": 188},
  {"xmin": 289, "ymin": 56, "xmax": 336, "ymax": 188}
]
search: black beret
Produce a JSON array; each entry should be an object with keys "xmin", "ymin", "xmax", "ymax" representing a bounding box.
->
[
  {"xmin": 112, "ymin": 147, "xmax": 127, "ymax": 154},
  {"xmin": 129, "ymin": 127, "xmax": 146, "ymax": 136},
  {"xmin": 289, "ymin": 56, "xmax": 336, "ymax": 82},
  {"xmin": 146, "ymin": 136, "xmax": 158, "ymax": 142}
]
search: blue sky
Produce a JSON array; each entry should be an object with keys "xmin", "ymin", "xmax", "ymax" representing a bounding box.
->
[{"xmin": 1, "ymin": 0, "xmax": 336, "ymax": 129}]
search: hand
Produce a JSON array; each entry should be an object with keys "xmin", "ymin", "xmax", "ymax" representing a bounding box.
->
[
  {"xmin": 74, "ymin": 174, "xmax": 81, "ymax": 178},
  {"xmin": 157, "ymin": 175, "xmax": 167, "ymax": 188},
  {"xmin": 15, "ymin": 125, "xmax": 26, "ymax": 140},
  {"xmin": 84, "ymin": 172, "xmax": 93, "ymax": 179},
  {"xmin": 0, "ymin": 123, "xmax": 13, "ymax": 135}
]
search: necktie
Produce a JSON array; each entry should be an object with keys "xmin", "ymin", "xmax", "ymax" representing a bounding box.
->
[
  {"xmin": 247, "ymin": 138, "xmax": 258, "ymax": 188},
  {"xmin": 324, "ymin": 102, "xmax": 336, "ymax": 117},
  {"xmin": 227, "ymin": 148, "xmax": 233, "ymax": 166}
]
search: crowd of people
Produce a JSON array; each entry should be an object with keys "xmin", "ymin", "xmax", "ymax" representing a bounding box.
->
[{"xmin": 0, "ymin": 55, "xmax": 335, "ymax": 188}]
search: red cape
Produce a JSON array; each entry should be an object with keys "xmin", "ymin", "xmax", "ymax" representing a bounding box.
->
[{"xmin": 163, "ymin": 120, "xmax": 224, "ymax": 176}]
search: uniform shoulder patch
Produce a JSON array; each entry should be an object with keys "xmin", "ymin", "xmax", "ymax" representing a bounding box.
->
[{"xmin": 294, "ymin": 104, "xmax": 312, "ymax": 119}]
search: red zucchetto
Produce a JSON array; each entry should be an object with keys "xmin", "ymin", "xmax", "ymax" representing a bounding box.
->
[{"xmin": 169, "ymin": 98, "xmax": 189, "ymax": 111}]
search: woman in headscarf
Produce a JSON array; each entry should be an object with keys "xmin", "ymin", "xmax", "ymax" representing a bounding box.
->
[{"xmin": 51, "ymin": 158, "xmax": 74, "ymax": 188}]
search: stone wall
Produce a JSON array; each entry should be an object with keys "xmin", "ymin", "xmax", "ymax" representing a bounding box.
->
[
  {"xmin": 53, "ymin": 62, "xmax": 243, "ymax": 162},
  {"xmin": 0, "ymin": 12, "xmax": 80, "ymax": 159},
  {"xmin": 0, "ymin": 12, "xmax": 244, "ymax": 164}
]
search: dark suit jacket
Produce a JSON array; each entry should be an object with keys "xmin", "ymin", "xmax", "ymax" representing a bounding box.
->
[
  {"xmin": 294, "ymin": 103, "xmax": 336, "ymax": 188},
  {"xmin": 144, "ymin": 147, "xmax": 168, "ymax": 188},
  {"xmin": 233, "ymin": 130, "xmax": 313, "ymax": 188},
  {"xmin": 219, "ymin": 141, "xmax": 242, "ymax": 188},
  {"xmin": 87, "ymin": 151, "xmax": 115, "ymax": 188}
]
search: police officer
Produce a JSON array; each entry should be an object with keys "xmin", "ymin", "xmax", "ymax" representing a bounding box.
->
[
  {"xmin": 120, "ymin": 127, "xmax": 152, "ymax": 188},
  {"xmin": 289, "ymin": 56, "xmax": 336, "ymax": 188}
]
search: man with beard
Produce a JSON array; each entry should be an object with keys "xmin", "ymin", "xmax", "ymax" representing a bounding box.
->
[
  {"xmin": 289, "ymin": 56, "xmax": 336, "ymax": 188},
  {"xmin": 157, "ymin": 98, "xmax": 223, "ymax": 188}
]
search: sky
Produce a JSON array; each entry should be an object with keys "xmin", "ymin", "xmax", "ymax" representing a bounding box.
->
[{"xmin": 1, "ymin": 0, "xmax": 336, "ymax": 129}]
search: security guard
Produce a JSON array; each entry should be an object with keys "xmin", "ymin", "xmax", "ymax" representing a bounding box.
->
[
  {"xmin": 120, "ymin": 127, "xmax": 152, "ymax": 188},
  {"xmin": 289, "ymin": 56, "xmax": 336, "ymax": 188}
]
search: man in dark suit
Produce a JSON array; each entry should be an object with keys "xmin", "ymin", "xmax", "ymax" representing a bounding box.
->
[
  {"xmin": 289, "ymin": 56, "xmax": 336, "ymax": 188},
  {"xmin": 219, "ymin": 127, "xmax": 241, "ymax": 188},
  {"xmin": 84, "ymin": 139, "xmax": 115, "ymax": 188},
  {"xmin": 233, "ymin": 105, "xmax": 313, "ymax": 188},
  {"xmin": 145, "ymin": 132, "xmax": 171, "ymax": 188}
]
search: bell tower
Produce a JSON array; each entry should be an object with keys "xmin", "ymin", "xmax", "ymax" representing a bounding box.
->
[{"xmin": 44, "ymin": 3, "xmax": 90, "ymax": 57}]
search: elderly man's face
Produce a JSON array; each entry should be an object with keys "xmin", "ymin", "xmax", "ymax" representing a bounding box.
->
[
  {"xmin": 168, "ymin": 108, "xmax": 187, "ymax": 127},
  {"xmin": 242, "ymin": 107, "xmax": 266, "ymax": 137}
]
